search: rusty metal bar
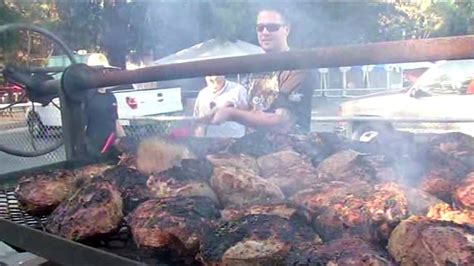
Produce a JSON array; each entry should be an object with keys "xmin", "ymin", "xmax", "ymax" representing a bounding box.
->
[
  {"xmin": 121, "ymin": 115, "xmax": 474, "ymax": 123},
  {"xmin": 0, "ymin": 218, "xmax": 144, "ymax": 266},
  {"xmin": 39, "ymin": 35, "xmax": 474, "ymax": 94}
]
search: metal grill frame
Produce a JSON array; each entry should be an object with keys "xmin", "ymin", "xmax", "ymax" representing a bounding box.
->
[{"xmin": 0, "ymin": 162, "xmax": 145, "ymax": 266}]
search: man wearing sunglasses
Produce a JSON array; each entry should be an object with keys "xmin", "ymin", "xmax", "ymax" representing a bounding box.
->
[{"xmin": 206, "ymin": 8, "xmax": 314, "ymax": 133}]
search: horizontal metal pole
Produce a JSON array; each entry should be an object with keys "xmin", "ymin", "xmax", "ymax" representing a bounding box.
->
[
  {"xmin": 40, "ymin": 35, "xmax": 474, "ymax": 93},
  {"xmin": 310, "ymin": 116, "xmax": 474, "ymax": 123},
  {"xmin": 121, "ymin": 115, "xmax": 474, "ymax": 123}
]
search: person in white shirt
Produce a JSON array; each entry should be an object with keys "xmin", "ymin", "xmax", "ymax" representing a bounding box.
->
[{"xmin": 193, "ymin": 75, "xmax": 248, "ymax": 137}]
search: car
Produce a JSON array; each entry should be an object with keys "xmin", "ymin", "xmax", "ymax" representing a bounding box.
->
[
  {"xmin": 26, "ymin": 53, "xmax": 184, "ymax": 138},
  {"xmin": 338, "ymin": 59, "xmax": 474, "ymax": 140}
]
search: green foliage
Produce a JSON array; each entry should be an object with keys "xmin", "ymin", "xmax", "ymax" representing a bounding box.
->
[{"xmin": 2, "ymin": 0, "xmax": 474, "ymax": 66}]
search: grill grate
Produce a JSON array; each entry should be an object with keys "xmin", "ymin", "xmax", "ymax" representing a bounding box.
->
[
  {"xmin": 0, "ymin": 186, "xmax": 170, "ymax": 265},
  {"xmin": 0, "ymin": 189, "xmax": 47, "ymax": 230}
]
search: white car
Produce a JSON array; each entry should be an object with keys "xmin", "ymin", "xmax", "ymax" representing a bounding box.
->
[
  {"xmin": 26, "ymin": 53, "xmax": 184, "ymax": 137},
  {"xmin": 26, "ymin": 85, "xmax": 183, "ymax": 137},
  {"xmin": 338, "ymin": 59, "xmax": 474, "ymax": 140}
]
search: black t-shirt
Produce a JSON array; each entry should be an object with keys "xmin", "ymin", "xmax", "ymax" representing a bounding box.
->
[
  {"xmin": 84, "ymin": 90, "xmax": 118, "ymax": 150},
  {"xmin": 247, "ymin": 69, "xmax": 315, "ymax": 132}
]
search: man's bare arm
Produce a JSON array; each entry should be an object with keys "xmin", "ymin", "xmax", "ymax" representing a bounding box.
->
[{"xmin": 211, "ymin": 107, "xmax": 291, "ymax": 129}]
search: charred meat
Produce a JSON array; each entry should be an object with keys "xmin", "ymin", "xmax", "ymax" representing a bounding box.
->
[
  {"xmin": 198, "ymin": 214, "xmax": 321, "ymax": 265},
  {"xmin": 315, "ymin": 195, "xmax": 375, "ymax": 242},
  {"xmin": 365, "ymin": 182, "xmax": 409, "ymax": 240},
  {"xmin": 302, "ymin": 236, "xmax": 391, "ymax": 266},
  {"xmin": 257, "ymin": 150, "xmax": 318, "ymax": 196},
  {"xmin": 128, "ymin": 196, "xmax": 220, "ymax": 256},
  {"xmin": 424, "ymin": 132, "xmax": 474, "ymax": 178},
  {"xmin": 455, "ymin": 172, "xmax": 474, "ymax": 210},
  {"xmin": 388, "ymin": 216, "xmax": 474, "ymax": 265},
  {"xmin": 427, "ymin": 203, "xmax": 474, "ymax": 225},
  {"xmin": 206, "ymin": 153, "xmax": 258, "ymax": 173},
  {"xmin": 45, "ymin": 178, "xmax": 123, "ymax": 240},
  {"xmin": 220, "ymin": 202, "xmax": 311, "ymax": 223},
  {"xmin": 210, "ymin": 166, "xmax": 284, "ymax": 207},
  {"xmin": 420, "ymin": 168, "xmax": 460, "ymax": 202},
  {"xmin": 74, "ymin": 163, "xmax": 112, "ymax": 179},
  {"xmin": 290, "ymin": 181, "xmax": 373, "ymax": 216},
  {"xmin": 147, "ymin": 159, "xmax": 218, "ymax": 204},
  {"xmin": 316, "ymin": 149, "xmax": 376, "ymax": 183},
  {"xmin": 15, "ymin": 169, "xmax": 77, "ymax": 215},
  {"xmin": 102, "ymin": 166, "xmax": 151, "ymax": 214}
]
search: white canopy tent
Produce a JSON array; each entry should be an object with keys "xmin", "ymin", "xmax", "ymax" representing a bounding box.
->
[
  {"xmin": 152, "ymin": 38, "xmax": 263, "ymax": 65},
  {"xmin": 140, "ymin": 39, "xmax": 263, "ymax": 114}
]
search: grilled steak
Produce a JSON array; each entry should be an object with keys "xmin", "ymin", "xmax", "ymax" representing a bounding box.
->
[
  {"xmin": 420, "ymin": 168, "xmax": 459, "ymax": 202},
  {"xmin": 299, "ymin": 236, "xmax": 391, "ymax": 266},
  {"xmin": 210, "ymin": 166, "xmax": 284, "ymax": 207},
  {"xmin": 198, "ymin": 214, "xmax": 322, "ymax": 265},
  {"xmin": 365, "ymin": 182, "xmax": 409, "ymax": 240},
  {"xmin": 128, "ymin": 197, "xmax": 219, "ymax": 256},
  {"xmin": 74, "ymin": 163, "xmax": 112, "ymax": 179},
  {"xmin": 147, "ymin": 159, "xmax": 218, "ymax": 204},
  {"xmin": 295, "ymin": 181, "xmax": 434, "ymax": 242},
  {"xmin": 424, "ymin": 133, "xmax": 474, "ymax": 178},
  {"xmin": 316, "ymin": 149, "xmax": 376, "ymax": 183},
  {"xmin": 427, "ymin": 203, "xmax": 474, "ymax": 225},
  {"xmin": 315, "ymin": 195, "xmax": 375, "ymax": 242},
  {"xmin": 206, "ymin": 153, "xmax": 258, "ymax": 173},
  {"xmin": 45, "ymin": 178, "xmax": 123, "ymax": 240},
  {"xmin": 388, "ymin": 216, "xmax": 474, "ymax": 265},
  {"xmin": 290, "ymin": 181, "xmax": 373, "ymax": 216},
  {"xmin": 257, "ymin": 150, "xmax": 318, "ymax": 196},
  {"xmin": 455, "ymin": 172, "xmax": 474, "ymax": 210},
  {"xmin": 220, "ymin": 202, "xmax": 311, "ymax": 223},
  {"xmin": 15, "ymin": 169, "xmax": 77, "ymax": 215},
  {"xmin": 102, "ymin": 166, "xmax": 151, "ymax": 214}
]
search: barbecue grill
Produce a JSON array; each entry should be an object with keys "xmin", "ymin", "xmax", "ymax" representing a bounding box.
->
[{"xmin": 1, "ymin": 23, "xmax": 474, "ymax": 265}]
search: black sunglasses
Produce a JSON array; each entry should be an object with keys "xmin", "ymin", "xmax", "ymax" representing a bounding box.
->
[{"xmin": 256, "ymin": 23, "xmax": 284, "ymax": 33}]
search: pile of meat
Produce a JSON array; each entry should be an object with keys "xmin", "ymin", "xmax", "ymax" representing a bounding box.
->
[{"xmin": 15, "ymin": 131, "xmax": 474, "ymax": 265}]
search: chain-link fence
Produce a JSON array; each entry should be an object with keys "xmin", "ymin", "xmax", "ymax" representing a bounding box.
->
[
  {"xmin": 0, "ymin": 99, "xmax": 192, "ymax": 174},
  {"xmin": 0, "ymin": 102, "xmax": 65, "ymax": 174}
]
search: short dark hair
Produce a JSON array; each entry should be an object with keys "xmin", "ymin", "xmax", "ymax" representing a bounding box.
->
[{"xmin": 257, "ymin": 7, "xmax": 290, "ymax": 26}]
